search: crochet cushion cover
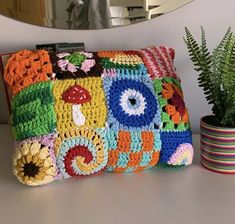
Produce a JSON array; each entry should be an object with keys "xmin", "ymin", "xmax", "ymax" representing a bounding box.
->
[{"xmin": 3, "ymin": 47, "xmax": 194, "ymax": 186}]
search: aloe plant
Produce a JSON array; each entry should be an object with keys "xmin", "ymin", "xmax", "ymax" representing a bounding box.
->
[{"xmin": 184, "ymin": 27, "xmax": 235, "ymax": 127}]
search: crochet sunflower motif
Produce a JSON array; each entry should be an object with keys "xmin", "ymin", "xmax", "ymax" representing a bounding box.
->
[
  {"xmin": 4, "ymin": 46, "xmax": 194, "ymax": 186},
  {"xmin": 13, "ymin": 138, "xmax": 57, "ymax": 186}
]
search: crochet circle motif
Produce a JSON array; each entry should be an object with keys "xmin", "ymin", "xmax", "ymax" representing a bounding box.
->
[
  {"xmin": 57, "ymin": 129, "xmax": 108, "ymax": 178},
  {"xmin": 168, "ymin": 143, "xmax": 194, "ymax": 166},
  {"xmin": 119, "ymin": 89, "xmax": 147, "ymax": 116},
  {"xmin": 13, "ymin": 136, "xmax": 57, "ymax": 186},
  {"xmin": 108, "ymin": 79, "xmax": 158, "ymax": 128},
  {"xmin": 64, "ymin": 145, "xmax": 94, "ymax": 177}
]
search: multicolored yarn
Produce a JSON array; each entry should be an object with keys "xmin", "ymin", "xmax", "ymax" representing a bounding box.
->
[
  {"xmin": 103, "ymin": 76, "xmax": 161, "ymax": 131},
  {"xmin": 168, "ymin": 143, "xmax": 194, "ymax": 166},
  {"xmin": 137, "ymin": 46, "xmax": 177, "ymax": 79},
  {"xmin": 159, "ymin": 130, "xmax": 193, "ymax": 164},
  {"xmin": 154, "ymin": 77, "xmax": 190, "ymax": 131},
  {"xmin": 50, "ymin": 51, "xmax": 103, "ymax": 79},
  {"xmin": 53, "ymin": 78, "xmax": 107, "ymax": 131},
  {"xmin": 13, "ymin": 134, "xmax": 57, "ymax": 186},
  {"xmin": 106, "ymin": 130, "xmax": 161, "ymax": 172},
  {"xmin": 55, "ymin": 128, "xmax": 108, "ymax": 177},
  {"xmin": 57, "ymin": 52, "xmax": 95, "ymax": 73},
  {"xmin": 99, "ymin": 50, "xmax": 143, "ymax": 66},
  {"xmin": 11, "ymin": 81, "xmax": 56, "ymax": 140},
  {"xmin": 4, "ymin": 46, "xmax": 194, "ymax": 186},
  {"xmin": 4, "ymin": 50, "xmax": 52, "ymax": 96}
]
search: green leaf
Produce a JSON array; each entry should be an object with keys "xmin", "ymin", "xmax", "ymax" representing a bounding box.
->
[{"xmin": 184, "ymin": 26, "xmax": 235, "ymax": 127}]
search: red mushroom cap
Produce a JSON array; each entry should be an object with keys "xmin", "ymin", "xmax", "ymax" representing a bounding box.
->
[{"xmin": 62, "ymin": 84, "xmax": 91, "ymax": 104}]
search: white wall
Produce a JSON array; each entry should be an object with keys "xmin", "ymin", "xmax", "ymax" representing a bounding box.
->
[{"xmin": 0, "ymin": 0, "xmax": 234, "ymax": 132}]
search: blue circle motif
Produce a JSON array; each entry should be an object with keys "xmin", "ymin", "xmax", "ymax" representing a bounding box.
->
[{"xmin": 108, "ymin": 79, "xmax": 158, "ymax": 128}]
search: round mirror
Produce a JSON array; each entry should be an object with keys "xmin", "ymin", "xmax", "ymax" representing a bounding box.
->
[{"xmin": 0, "ymin": 0, "xmax": 193, "ymax": 30}]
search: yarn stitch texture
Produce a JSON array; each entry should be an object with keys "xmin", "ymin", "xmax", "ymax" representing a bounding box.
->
[
  {"xmin": 106, "ymin": 130, "xmax": 161, "ymax": 172},
  {"xmin": 4, "ymin": 50, "xmax": 52, "ymax": 96},
  {"xmin": 103, "ymin": 76, "xmax": 161, "ymax": 131},
  {"xmin": 153, "ymin": 77, "xmax": 190, "ymax": 131},
  {"xmin": 53, "ymin": 78, "xmax": 107, "ymax": 131},
  {"xmin": 50, "ymin": 51, "xmax": 103, "ymax": 79},
  {"xmin": 11, "ymin": 81, "xmax": 56, "ymax": 140},
  {"xmin": 13, "ymin": 134, "xmax": 57, "ymax": 186},
  {"xmin": 55, "ymin": 128, "xmax": 108, "ymax": 178},
  {"xmin": 159, "ymin": 130, "xmax": 193, "ymax": 165},
  {"xmin": 4, "ymin": 47, "xmax": 194, "ymax": 186}
]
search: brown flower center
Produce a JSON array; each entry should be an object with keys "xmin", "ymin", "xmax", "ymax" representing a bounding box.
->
[{"xmin": 23, "ymin": 162, "xmax": 40, "ymax": 178}]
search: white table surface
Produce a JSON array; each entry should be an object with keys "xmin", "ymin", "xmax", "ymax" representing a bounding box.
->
[{"xmin": 0, "ymin": 124, "xmax": 235, "ymax": 224}]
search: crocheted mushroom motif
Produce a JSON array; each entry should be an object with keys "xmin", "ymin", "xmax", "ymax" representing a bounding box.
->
[{"xmin": 62, "ymin": 85, "xmax": 91, "ymax": 126}]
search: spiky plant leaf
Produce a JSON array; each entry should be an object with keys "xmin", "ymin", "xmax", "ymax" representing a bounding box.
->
[
  {"xmin": 184, "ymin": 27, "xmax": 235, "ymax": 127},
  {"xmin": 220, "ymin": 36, "xmax": 235, "ymax": 126}
]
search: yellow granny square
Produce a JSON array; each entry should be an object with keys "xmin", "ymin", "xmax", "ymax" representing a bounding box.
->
[{"xmin": 53, "ymin": 77, "xmax": 107, "ymax": 131}]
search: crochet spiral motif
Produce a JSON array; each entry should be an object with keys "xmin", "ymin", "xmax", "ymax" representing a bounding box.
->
[
  {"xmin": 56, "ymin": 129, "xmax": 108, "ymax": 178},
  {"xmin": 4, "ymin": 46, "xmax": 194, "ymax": 186}
]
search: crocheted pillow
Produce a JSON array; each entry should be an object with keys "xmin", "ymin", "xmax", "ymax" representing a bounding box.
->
[{"xmin": 3, "ymin": 47, "xmax": 194, "ymax": 186}]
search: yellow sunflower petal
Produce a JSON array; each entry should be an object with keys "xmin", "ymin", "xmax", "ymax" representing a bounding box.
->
[
  {"xmin": 21, "ymin": 157, "xmax": 27, "ymax": 164},
  {"xmin": 21, "ymin": 143, "xmax": 31, "ymax": 155},
  {"xmin": 43, "ymin": 175, "xmax": 53, "ymax": 183},
  {"xmin": 35, "ymin": 172, "xmax": 46, "ymax": 181},
  {"xmin": 30, "ymin": 142, "xmax": 41, "ymax": 155},
  {"xmin": 13, "ymin": 157, "xmax": 17, "ymax": 166},
  {"xmin": 35, "ymin": 159, "xmax": 44, "ymax": 166},
  {"xmin": 26, "ymin": 153, "xmax": 33, "ymax": 163},
  {"xmin": 45, "ymin": 167, "xmax": 56, "ymax": 176},
  {"xmin": 27, "ymin": 182, "xmax": 36, "ymax": 186},
  {"xmin": 20, "ymin": 144, "xmax": 29, "ymax": 156},
  {"xmin": 23, "ymin": 175, "xmax": 29, "ymax": 182},
  {"xmin": 39, "ymin": 147, "xmax": 49, "ymax": 159},
  {"xmin": 32, "ymin": 154, "xmax": 39, "ymax": 163},
  {"xmin": 39, "ymin": 166, "xmax": 48, "ymax": 172},
  {"xmin": 15, "ymin": 150, "xmax": 22, "ymax": 160},
  {"xmin": 17, "ymin": 176, "xmax": 24, "ymax": 183},
  {"xmin": 17, "ymin": 160, "xmax": 25, "ymax": 168},
  {"xmin": 29, "ymin": 176, "xmax": 36, "ymax": 182},
  {"xmin": 15, "ymin": 165, "xmax": 24, "ymax": 172},
  {"xmin": 44, "ymin": 158, "xmax": 53, "ymax": 167},
  {"xmin": 13, "ymin": 167, "xmax": 18, "ymax": 175}
]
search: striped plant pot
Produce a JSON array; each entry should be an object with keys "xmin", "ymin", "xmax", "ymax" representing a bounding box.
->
[{"xmin": 200, "ymin": 116, "xmax": 235, "ymax": 174}]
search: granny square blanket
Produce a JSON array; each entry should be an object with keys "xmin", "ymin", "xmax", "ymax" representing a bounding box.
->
[{"xmin": 3, "ymin": 46, "xmax": 194, "ymax": 186}]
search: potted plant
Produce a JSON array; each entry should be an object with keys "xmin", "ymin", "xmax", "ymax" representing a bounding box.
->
[{"xmin": 184, "ymin": 27, "xmax": 235, "ymax": 174}]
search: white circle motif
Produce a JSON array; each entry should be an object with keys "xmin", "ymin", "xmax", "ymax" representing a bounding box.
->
[{"xmin": 119, "ymin": 89, "xmax": 146, "ymax": 116}]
